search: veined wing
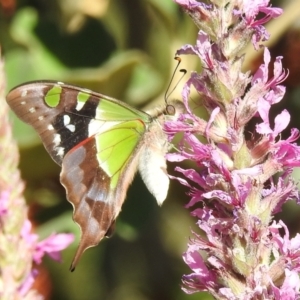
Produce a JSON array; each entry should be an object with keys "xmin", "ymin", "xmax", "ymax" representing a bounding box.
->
[
  {"xmin": 6, "ymin": 81, "xmax": 151, "ymax": 165},
  {"xmin": 60, "ymin": 119, "xmax": 147, "ymax": 270}
]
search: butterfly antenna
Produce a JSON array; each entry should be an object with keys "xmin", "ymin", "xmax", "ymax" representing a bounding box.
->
[{"xmin": 164, "ymin": 56, "xmax": 187, "ymax": 105}]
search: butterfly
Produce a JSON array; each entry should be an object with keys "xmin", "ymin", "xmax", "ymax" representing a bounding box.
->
[{"xmin": 6, "ymin": 81, "xmax": 184, "ymax": 271}]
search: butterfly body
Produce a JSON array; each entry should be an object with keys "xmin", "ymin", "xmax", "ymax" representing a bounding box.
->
[{"xmin": 6, "ymin": 81, "xmax": 184, "ymax": 270}]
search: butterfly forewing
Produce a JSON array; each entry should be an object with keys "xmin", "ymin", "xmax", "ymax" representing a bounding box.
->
[{"xmin": 6, "ymin": 81, "xmax": 151, "ymax": 165}]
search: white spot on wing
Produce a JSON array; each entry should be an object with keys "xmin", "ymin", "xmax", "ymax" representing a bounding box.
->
[
  {"xmin": 21, "ymin": 90, "xmax": 28, "ymax": 97},
  {"xmin": 76, "ymin": 101, "xmax": 85, "ymax": 111},
  {"xmin": 66, "ymin": 124, "xmax": 75, "ymax": 132},
  {"xmin": 56, "ymin": 147, "xmax": 64, "ymax": 157},
  {"xmin": 38, "ymin": 116, "xmax": 44, "ymax": 121},
  {"xmin": 88, "ymin": 119, "xmax": 102, "ymax": 137},
  {"xmin": 48, "ymin": 124, "xmax": 54, "ymax": 130},
  {"xmin": 53, "ymin": 134, "xmax": 61, "ymax": 146},
  {"xmin": 88, "ymin": 119, "xmax": 120, "ymax": 137},
  {"xmin": 21, "ymin": 101, "xmax": 26, "ymax": 105},
  {"xmin": 63, "ymin": 115, "xmax": 70, "ymax": 125},
  {"xmin": 29, "ymin": 107, "xmax": 36, "ymax": 113}
]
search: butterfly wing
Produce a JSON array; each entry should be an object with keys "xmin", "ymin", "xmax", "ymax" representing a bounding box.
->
[
  {"xmin": 6, "ymin": 81, "xmax": 151, "ymax": 270},
  {"xmin": 6, "ymin": 81, "xmax": 151, "ymax": 165},
  {"xmin": 61, "ymin": 120, "xmax": 146, "ymax": 270}
]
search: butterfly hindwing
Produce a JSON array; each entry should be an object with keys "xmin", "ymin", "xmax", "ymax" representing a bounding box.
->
[{"xmin": 61, "ymin": 120, "xmax": 147, "ymax": 270}]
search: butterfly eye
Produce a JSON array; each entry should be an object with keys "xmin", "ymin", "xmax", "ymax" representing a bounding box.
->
[{"xmin": 165, "ymin": 104, "xmax": 176, "ymax": 116}]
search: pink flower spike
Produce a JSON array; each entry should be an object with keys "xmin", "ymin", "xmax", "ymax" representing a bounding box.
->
[
  {"xmin": 182, "ymin": 244, "xmax": 218, "ymax": 293},
  {"xmin": 270, "ymin": 269, "xmax": 300, "ymax": 299},
  {"xmin": 243, "ymin": 0, "xmax": 282, "ymax": 27},
  {"xmin": 34, "ymin": 233, "xmax": 74, "ymax": 264},
  {"xmin": 170, "ymin": 0, "xmax": 300, "ymax": 298},
  {"xmin": 0, "ymin": 190, "xmax": 9, "ymax": 216},
  {"xmin": 18, "ymin": 269, "xmax": 39, "ymax": 296}
]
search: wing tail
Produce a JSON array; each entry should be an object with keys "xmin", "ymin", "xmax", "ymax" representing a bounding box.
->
[
  {"xmin": 61, "ymin": 138, "xmax": 117, "ymax": 271},
  {"xmin": 69, "ymin": 205, "xmax": 116, "ymax": 272}
]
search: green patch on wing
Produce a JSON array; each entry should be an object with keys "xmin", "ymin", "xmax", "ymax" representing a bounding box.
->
[
  {"xmin": 77, "ymin": 91, "xmax": 91, "ymax": 103},
  {"xmin": 95, "ymin": 120, "xmax": 145, "ymax": 189},
  {"xmin": 44, "ymin": 85, "xmax": 62, "ymax": 107},
  {"xmin": 96, "ymin": 98, "xmax": 151, "ymax": 122}
]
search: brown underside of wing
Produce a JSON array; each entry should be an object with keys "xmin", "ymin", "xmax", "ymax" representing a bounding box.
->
[{"xmin": 60, "ymin": 137, "xmax": 117, "ymax": 271}]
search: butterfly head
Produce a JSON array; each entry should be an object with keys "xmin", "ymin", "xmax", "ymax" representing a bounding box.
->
[{"xmin": 165, "ymin": 99, "xmax": 186, "ymax": 117}]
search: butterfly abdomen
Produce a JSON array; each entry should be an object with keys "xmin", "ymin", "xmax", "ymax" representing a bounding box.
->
[{"xmin": 138, "ymin": 119, "xmax": 170, "ymax": 205}]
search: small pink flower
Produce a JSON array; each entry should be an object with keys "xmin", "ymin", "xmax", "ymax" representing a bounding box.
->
[{"xmin": 34, "ymin": 233, "xmax": 74, "ymax": 264}]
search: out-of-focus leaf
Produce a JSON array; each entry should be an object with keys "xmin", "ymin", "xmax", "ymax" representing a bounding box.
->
[
  {"xmin": 37, "ymin": 211, "xmax": 76, "ymax": 240},
  {"xmin": 64, "ymin": 50, "xmax": 163, "ymax": 106},
  {"xmin": 6, "ymin": 8, "xmax": 66, "ymax": 84},
  {"xmin": 8, "ymin": 112, "xmax": 40, "ymax": 147}
]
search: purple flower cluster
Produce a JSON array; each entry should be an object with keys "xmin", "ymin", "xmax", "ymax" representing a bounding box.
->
[{"xmin": 166, "ymin": 0, "xmax": 300, "ymax": 298}]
